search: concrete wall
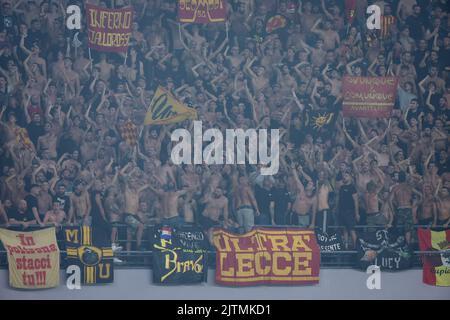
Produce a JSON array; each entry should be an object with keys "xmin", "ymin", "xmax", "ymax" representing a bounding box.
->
[{"xmin": 0, "ymin": 269, "xmax": 449, "ymax": 300}]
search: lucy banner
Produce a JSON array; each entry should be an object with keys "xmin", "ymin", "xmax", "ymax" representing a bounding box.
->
[
  {"xmin": 213, "ymin": 227, "xmax": 320, "ymax": 286},
  {"xmin": 342, "ymin": 76, "xmax": 398, "ymax": 118},
  {"xmin": 64, "ymin": 226, "xmax": 114, "ymax": 284},
  {"xmin": 418, "ymin": 228, "xmax": 450, "ymax": 287},
  {"xmin": 0, "ymin": 228, "xmax": 60, "ymax": 289},
  {"xmin": 178, "ymin": 0, "xmax": 227, "ymax": 23},
  {"xmin": 357, "ymin": 229, "xmax": 412, "ymax": 271},
  {"xmin": 86, "ymin": 4, "xmax": 133, "ymax": 53},
  {"xmin": 152, "ymin": 224, "xmax": 208, "ymax": 284}
]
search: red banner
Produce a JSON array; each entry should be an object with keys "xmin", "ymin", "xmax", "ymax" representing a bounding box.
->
[
  {"xmin": 345, "ymin": 0, "xmax": 357, "ymax": 24},
  {"xmin": 178, "ymin": 0, "xmax": 227, "ymax": 23},
  {"xmin": 213, "ymin": 228, "xmax": 320, "ymax": 286},
  {"xmin": 86, "ymin": 4, "xmax": 133, "ymax": 53},
  {"xmin": 418, "ymin": 228, "xmax": 450, "ymax": 287},
  {"xmin": 342, "ymin": 76, "xmax": 398, "ymax": 118}
]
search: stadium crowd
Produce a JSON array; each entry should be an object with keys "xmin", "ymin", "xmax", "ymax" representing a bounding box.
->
[{"xmin": 0, "ymin": 0, "xmax": 449, "ymax": 255}]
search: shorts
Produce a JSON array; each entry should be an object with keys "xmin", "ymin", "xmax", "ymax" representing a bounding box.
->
[
  {"xmin": 366, "ymin": 212, "xmax": 387, "ymax": 226},
  {"xmin": 161, "ymin": 215, "xmax": 184, "ymax": 227},
  {"xmin": 396, "ymin": 208, "xmax": 414, "ymax": 233},
  {"xmin": 236, "ymin": 207, "xmax": 254, "ymax": 233},
  {"xmin": 437, "ymin": 219, "xmax": 449, "ymax": 226},
  {"xmin": 200, "ymin": 214, "xmax": 221, "ymax": 230},
  {"xmin": 339, "ymin": 210, "xmax": 356, "ymax": 230},
  {"xmin": 76, "ymin": 216, "xmax": 92, "ymax": 226},
  {"xmin": 124, "ymin": 214, "xmax": 143, "ymax": 231},
  {"xmin": 289, "ymin": 213, "xmax": 310, "ymax": 227},
  {"xmin": 418, "ymin": 217, "xmax": 433, "ymax": 227}
]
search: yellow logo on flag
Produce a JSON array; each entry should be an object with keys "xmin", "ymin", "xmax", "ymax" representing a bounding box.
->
[{"xmin": 144, "ymin": 86, "xmax": 197, "ymax": 125}]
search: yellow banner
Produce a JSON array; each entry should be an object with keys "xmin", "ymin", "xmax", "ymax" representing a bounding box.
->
[
  {"xmin": 0, "ymin": 228, "xmax": 60, "ymax": 289},
  {"xmin": 144, "ymin": 86, "xmax": 197, "ymax": 125}
]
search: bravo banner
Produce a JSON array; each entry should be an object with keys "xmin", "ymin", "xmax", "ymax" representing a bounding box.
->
[
  {"xmin": 316, "ymin": 231, "xmax": 343, "ymax": 252},
  {"xmin": 0, "ymin": 228, "xmax": 60, "ymax": 289},
  {"xmin": 144, "ymin": 86, "xmax": 197, "ymax": 125},
  {"xmin": 342, "ymin": 76, "xmax": 398, "ymax": 118},
  {"xmin": 213, "ymin": 228, "xmax": 320, "ymax": 286},
  {"xmin": 357, "ymin": 229, "xmax": 412, "ymax": 271},
  {"xmin": 86, "ymin": 4, "xmax": 133, "ymax": 53},
  {"xmin": 152, "ymin": 224, "xmax": 208, "ymax": 284},
  {"xmin": 64, "ymin": 226, "xmax": 114, "ymax": 284},
  {"xmin": 418, "ymin": 228, "xmax": 450, "ymax": 286},
  {"xmin": 178, "ymin": 0, "xmax": 227, "ymax": 23}
]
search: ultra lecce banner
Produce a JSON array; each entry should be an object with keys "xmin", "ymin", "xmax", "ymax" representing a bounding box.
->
[
  {"xmin": 0, "ymin": 228, "xmax": 60, "ymax": 289},
  {"xmin": 178, "ymin": 0, "xmax": 227, "ymax": 23},
  {"xmin": 213, "ymin": 228, "xmax": 320, "ymax": 286},
  {"xmin": 86, "ymin": 4, "xmax": 133, "ymax": 53},
  {"xmin": 342, "ymin": 76, "xmax": 398, "ymax": 118}
]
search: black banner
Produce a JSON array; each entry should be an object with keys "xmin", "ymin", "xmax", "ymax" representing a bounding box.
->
[
  {"xmin": 152, "ymin": 224, "xmax": 208, "ymax": 284},
  {"xmin": 356, "ymin": 229, "xmax": 412, "ymax": 271},
  {"xmin": 316, "ymin": 231, "xmax": 343, "ymax": 252},
  {"xmin": 64, "ymin": 226, "xmax": 114, "ymax": 284}
]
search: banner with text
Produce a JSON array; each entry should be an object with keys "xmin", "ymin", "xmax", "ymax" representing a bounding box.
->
[
  {"xmin": 152, "ymin": 224, "xmax": 208, "ymax": 284},
  {"xmin": 64, "ymin": 226, "xmax": 114, "ymax": 284},
  {"xmin": 144, "ymin": 86, "xmax": 197, "ymax": 125},
  {"xmin": 178, "ymin": 0, "xmax": 227, "ymax": 23},
  {"xmin": 316, "ymin": 231, "xmax": 343, "ymax": 252},
  {"xmin": 86, "ymin": 4, "xmax": 133, "ymax": 53},
  {"xmin": 356, "ymin": 229, "xmax": 412, "ymax": 271},
  {"xmin": 418, "ymin": 228, "xmax": 450, "ymax": 287},
  {"xmin": 0, "ymin": 228, "xmax": 60, "ymax": 289},
  {"xmin": 342, "ymin": 76, "xmax": 398, "ymax": 118},
  {"xmin": 213, "ymin": 227, "xmax": 320, "ymax": 286}
]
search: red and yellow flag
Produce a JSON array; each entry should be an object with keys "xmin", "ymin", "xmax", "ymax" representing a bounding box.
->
[{"xmin": 418, "ymin": 228, "xmax": 450, "ymax": 287}]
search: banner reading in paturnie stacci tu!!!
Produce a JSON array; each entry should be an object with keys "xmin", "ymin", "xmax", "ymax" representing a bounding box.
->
[
  {"xmin": 0, "ymin": 228, "xmax": 60, "ymax": 289},
  {"xmin": 64, "ymin": 226, "xmax": 114, "ymax": 284},
  {"xmin": 213, "ymin": 227, "xmax": 320, "ymax": 286},
  {"xmin": 418, "ymin": 228, "xmax": 450, "ymax": 287},
  {"xmin": 86, "ymin": 3, "xmax": 133, "ymax": 53},
  {"xmin": 152, "ymin": 224, "xmax": 209, "ymax": 284},
  {"xmin": 342, "ymin": 76, "xmax": 398, "ymax": 118},
  {"xmin": 356, "ymin": 228, "xmax": 412, "ymax": 271}
]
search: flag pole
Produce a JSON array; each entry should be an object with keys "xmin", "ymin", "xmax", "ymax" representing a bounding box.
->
[
  {"xmin": 88, "ymin": 47, "xmax": 93, "ymax": 72},
  {"xmin": 123, "ymin": 50, "xmax": 128, "ymax": 66}
]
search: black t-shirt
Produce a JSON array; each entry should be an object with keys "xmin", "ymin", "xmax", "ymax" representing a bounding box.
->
[
  {"xmin": 9, "ymin": 207, "xmax": 35, "ymax": 223},
  {"xmin": 255, "ymin": 185, "xmax": 274, "ymax": 216},
  {"xmin": 272, "ymin": 187, "xmax": 291, "ymax": 215},
  {"xmin": 338, "ymin": 183, "xmax": 357, "ymax": 212},
  {"xmin": 53, "ymin": 193, "xmax": 70, "ymax": 214},
  {"xmin": 25, "ymin": 194, "xmax": 38, "ymax": 213},
  {"xmin": 26, "ymin": 122, "xmax": 45, "ymax": 146}
]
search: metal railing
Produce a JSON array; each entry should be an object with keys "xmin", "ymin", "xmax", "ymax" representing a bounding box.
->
[{"xmin": 0, "ymin": 223, "xmax": 447, "ymax": 269}]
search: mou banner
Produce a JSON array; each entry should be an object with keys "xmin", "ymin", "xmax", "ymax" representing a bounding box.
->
[
  {"xmin": 0, "ymin": 228, "xmax": 60, "ymax": 289},
  {"xmin": 178, "ymin": 0, "xmax": 227, "ymax": 23},
  {"xmin": 152, "ymin": 224, "xmax": 208, "ymax": 284},
  {"xmin": 357, "ymin": 229, "xmax": 412, "ymax": 271},
  {"xmin": 213, "ymin": 228, "xmax": 320, "ymax": 286},
  {"xmin": 86, "ymin": 4, "xmax": 133, "ymax": 53},
  {"xmin": 418, "ymin": 228, "xmax": 450, "ymax": 287},
  {"xmin": 64, "ymin": 226, "xmax": 114, "ymax": 284},
  {"xmin": 144, "ymin": 86, "xmax": 197, "ymax": 125},
  {"xmin": 342, "ymin": 76, "xmax": 398, "ymax": 118}
]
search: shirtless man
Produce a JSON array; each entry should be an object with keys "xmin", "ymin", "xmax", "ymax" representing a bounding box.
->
[
  {"xmin": 311, "ymin": 19, "xmax": 340, "ymax": 51},
  {"xmin": 316, "ymin": 171, "xmax": 333, "ymax": 230},
  {"xmin": 68, "ymin": 183, "xmax": 91, "ymax": 226},
  {"xmin": 200, "ymin": 188, "xmax": 230, "ymax": 243},
  {"xmin": 417, "ymin": 183, "xmax": 437, "ymax": 226},
  {"xmin": 289, "ymin": 166, "xmax": 316, "ymax": 228},
  {"xmin": 37, "ymin": 181, "xmax": 52, "ymax": 216},
  {"xmin": 121, "ymin": 169, "xmax": 151, "ymax": 252},
  {"xmin": 37, "ymin": 122, "xmax": 58, "ymax": 159},
  {"xmin": 148, "ymin": 181, "xmax": 191, "ymax": 226},
  {"xmin": 364, "ymin": 170, "xmax": 390, "ymax": 227},
  {"xmin": 234, "ymin": 175, "xmax": 260, "ymax": 233},
  {"xmin": 104, "ymin": 187, "xmax": 123, "ymax": 251},
  {"xmin": 435, "ymin": 187, "xmax": 450, "ymax": 228},
  {"xmin": 0, "ymin": 200, "xmax": 8, "ymax": 226},
  {"xmin": 43, "ymin": 201, "xmax": 66, "ymax": 227},
  {"xmin": 389, "ymin": 171, "xmax": 419, "ymax": 243}
]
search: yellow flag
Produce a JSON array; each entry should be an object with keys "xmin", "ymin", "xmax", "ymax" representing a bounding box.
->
[
  {"xmin": 0, "ymin": 228, "xmax": 60, "ymax": 289},
  {"xmin": 144, "ymin": 86, "xmax": 197, "ymax": 125}
]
